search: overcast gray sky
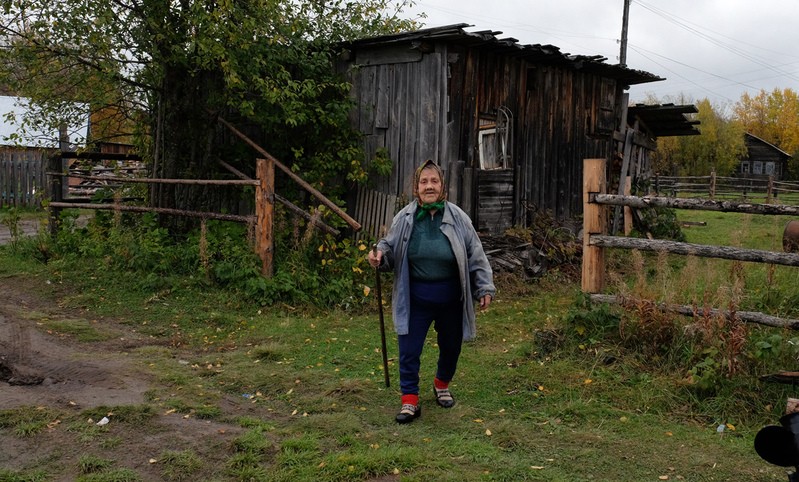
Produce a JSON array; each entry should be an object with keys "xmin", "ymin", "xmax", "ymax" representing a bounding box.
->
[{"xmin": 400, "ymin": 0, "xmax": 799, "ymax": 110}]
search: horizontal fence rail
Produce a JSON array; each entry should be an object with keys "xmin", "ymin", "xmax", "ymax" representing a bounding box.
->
[
  {"xmin": 594, "ymin": 194, "xmax": 799, "ymax": 216},
  {"xmin": 653, "ymin": 173, "xmax": 799, "ymax": 202},
  {"xmin": 590, "ymin": 294, "xmax": 799, "ymax": 330},
  {"xmin": 590, "ymin": 235, "xmax": 799, "ymax": 267},
  {"xmin": 583, "ymin": 158, "xmax": 799, "ymax": 330}
]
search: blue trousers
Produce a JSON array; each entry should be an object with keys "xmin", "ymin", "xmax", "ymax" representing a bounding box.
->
[{"xmin": 398, "ymin": 279, "xmax": 464, "ymax": 395}]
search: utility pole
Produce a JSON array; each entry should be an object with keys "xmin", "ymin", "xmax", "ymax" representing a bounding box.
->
[{"xmin": 619, "ymin": 0, "xmax": 631, "ymax": 67}]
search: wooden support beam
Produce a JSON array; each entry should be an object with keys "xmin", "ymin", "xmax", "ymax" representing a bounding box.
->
[
  {"xmin": 217, "ymin": 115, "xmax": 361, "ymax": 232},
  {"xmin": 218, "ymin": 158, "xmax": 339, "ymax": 236}
]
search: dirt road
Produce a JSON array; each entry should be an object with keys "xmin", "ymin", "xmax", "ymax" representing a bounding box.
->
[
  {"xmin": 0, "ymin": 218, "xmax": 43, "ymax": 245},
  {"xmin": 0, "ymin": 273, "xmax": 245, "ymax": 480}
]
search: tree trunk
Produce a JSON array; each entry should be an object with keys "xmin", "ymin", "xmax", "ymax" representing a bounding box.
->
[{"xmin": 150, "ymin": 64, "xmax": 227, "ymax": 232}]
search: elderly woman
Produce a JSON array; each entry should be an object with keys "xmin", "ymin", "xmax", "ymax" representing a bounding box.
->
[{"xmin": 368, "ymin": 159, "xmax": 495, "ymax": 424}]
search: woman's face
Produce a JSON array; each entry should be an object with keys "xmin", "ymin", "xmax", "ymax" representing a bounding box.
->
[{"xmin": 417, "ymin": 167, "xmax": 443, "ymax": 204}]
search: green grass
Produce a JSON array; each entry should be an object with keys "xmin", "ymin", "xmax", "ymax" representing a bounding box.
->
[{"xmin": 1, "ymin": 214, "xmax": 798, "ymax": 481}]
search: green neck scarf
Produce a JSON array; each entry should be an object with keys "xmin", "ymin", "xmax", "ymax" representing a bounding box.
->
[{"xmin": 415, "ymin": 201, "xmax": 445, "ymax": 220}]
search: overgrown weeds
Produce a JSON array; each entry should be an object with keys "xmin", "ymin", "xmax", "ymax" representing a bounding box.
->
[{"xmin": 28, "ymin": 208, "xmax": 377, "ymax": 311}]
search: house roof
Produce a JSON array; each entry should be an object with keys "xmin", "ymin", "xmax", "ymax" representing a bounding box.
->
[
  {"xmin": 627, "ymin": 103, "xmax": 701, "ymax": 137},
  {"xmin": 745, "ymin": 132, "xmax": 792, "ymax": 158},
  {"xmin": 344, "ymin": 24, "xmax": 665, "ymax": 87}
]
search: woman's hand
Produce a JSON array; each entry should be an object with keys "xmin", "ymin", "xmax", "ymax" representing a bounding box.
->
[
  {"xmin": 479, "ymin": 294, "xmax": 492, "ymax": 310},
  {"xmin": 368, "ymin": 248, "xmax": 382, "ymax": 268}
]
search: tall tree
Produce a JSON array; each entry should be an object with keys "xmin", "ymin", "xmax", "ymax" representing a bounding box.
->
[{"xmin": 0, "ymin": 0, "xmax": 418, "ymax": 219}]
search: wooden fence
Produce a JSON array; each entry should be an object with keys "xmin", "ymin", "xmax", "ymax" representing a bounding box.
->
[
  {"xmin": 47, "ymin": 118, "xmax": 361, "ymax": 277},
  {"xmin": 653, "ymin": 173, "xmax": 799, "ymax": 203},
  {"xmin": 583, "ymin": 158, "xmax": 799, "ymax": 329},
  {"xmin": 353, "ymin": 186, "xmax": 400, "ymax": 241},
  {"xmin": 0, "ymin": 149, "xmax": 50, "ymax": 209}
]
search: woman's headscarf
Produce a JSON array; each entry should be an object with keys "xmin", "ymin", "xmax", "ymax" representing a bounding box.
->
[
  {"xmin": 413, "ymin": 159, "xmax": 447, "ymax": 220},
  {"xmin": 412, "ymin": 159, "xmax": 446, "ymax": 203}
]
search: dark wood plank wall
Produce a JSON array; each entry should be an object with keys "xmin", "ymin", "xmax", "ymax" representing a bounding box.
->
[
  {"xmin": 347, "ymin": 48, "xmax": 449, "ymax": 201},
  {"xmin": 345, "ymin": 41, "xmax": 622, "ymax": 230},
  {"xmin": 450, "ymin": 48, "xmax": 619, "ymax": 224}
]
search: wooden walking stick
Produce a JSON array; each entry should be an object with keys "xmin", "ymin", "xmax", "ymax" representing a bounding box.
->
[{"xmin": 373, "ymin": 244, "xmax": 390, "ymax": 387}]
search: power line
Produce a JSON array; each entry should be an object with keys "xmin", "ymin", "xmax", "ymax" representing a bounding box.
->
[{"xmin": 632, "ymin": 0, "xmax": 799, "ymax": 84}]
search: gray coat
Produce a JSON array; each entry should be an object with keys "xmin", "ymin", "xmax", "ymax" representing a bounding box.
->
[{"xmin": 376, "ymin": 200, "xmax": 495, "ymax": 341}]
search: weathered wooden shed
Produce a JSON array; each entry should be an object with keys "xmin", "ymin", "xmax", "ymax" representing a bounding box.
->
[
  {"xmin": 738, "ymin": 132, "xmax": 791, "ymax": 180},
  {"xmin": 340, "ymin": 24, "xmax": 665, "ymax": 236}
]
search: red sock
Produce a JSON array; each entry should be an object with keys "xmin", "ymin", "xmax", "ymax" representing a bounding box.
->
[
  {"xmin": 434, "ymin": 377, "xmax": 449, "ymax": 390},
  {"xmin": 401, "ymin": 394, "xmax": 419, "ymax": 406}
]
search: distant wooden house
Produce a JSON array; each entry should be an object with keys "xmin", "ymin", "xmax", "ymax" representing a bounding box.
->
[
  {"xmin": 339, "ymin": 24, "xmax": 672, "ymax": 236},
  {"xmin": 738, "ymin": 132, "xmax": 791, "ymax": 180}
]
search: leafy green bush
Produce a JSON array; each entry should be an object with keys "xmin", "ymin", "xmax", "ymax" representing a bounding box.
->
[
  {"xmin": 633, "ymin": 206, "xmax": 686, "ymax": 241},
  {"xmin": 36, "ymin": 208, "xmax": 375, "ymax": 310}
]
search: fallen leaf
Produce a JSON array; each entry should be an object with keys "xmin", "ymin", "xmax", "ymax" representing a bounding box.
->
[
  {"xmin": 531, "ymin": 466, "xmax": 544, "ymax": 470},
  {"xmin": 485, "ymin": 429, "xmax": 492, "ymax": 436},
  {"xmin": 149, "ymin": 458, "xmax": 157, "ymax": 464}
]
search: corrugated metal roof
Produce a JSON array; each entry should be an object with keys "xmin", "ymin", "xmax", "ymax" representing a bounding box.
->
[{"xmin": 344, "ymin": 24, "xmax": 664, "ymax": 87}]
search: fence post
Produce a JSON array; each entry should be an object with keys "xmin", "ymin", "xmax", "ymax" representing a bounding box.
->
[
  {"xmin": 582, "ymin": 158, "xmax": 606, "ymax": 293},
  {"xmin": 767, "ymin": 175, "xmax": 774, "ymax": 204},
  {"xmin": 623, "ymin": 176, "xmax": 633, "ymax": 235},
  {"xmin": 255, "ymin": 157, "xmax": 274, "ymax": 277},
  {"xmin": 47, "ymin": 153, "xmax": 63, "ymax": 237},
  {"xmin": 709, "ymin": 170, "xmax": 716, "ymax": 200}
]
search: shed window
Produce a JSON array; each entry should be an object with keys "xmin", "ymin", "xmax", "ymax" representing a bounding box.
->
[
  {"xmin": 753, "ymin": 161, "xmax": 763, "ymax": 175},
  {"xmin": 478, "ymin": 106, "xmax": 513, "ymax": 170},
  {"xmin": 479, "ymin": 128, "xmax": 500, "ymax": 169},
  {"xmin": 741, "ymin": 162, "xmax": 750, "ymax": 174}
]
